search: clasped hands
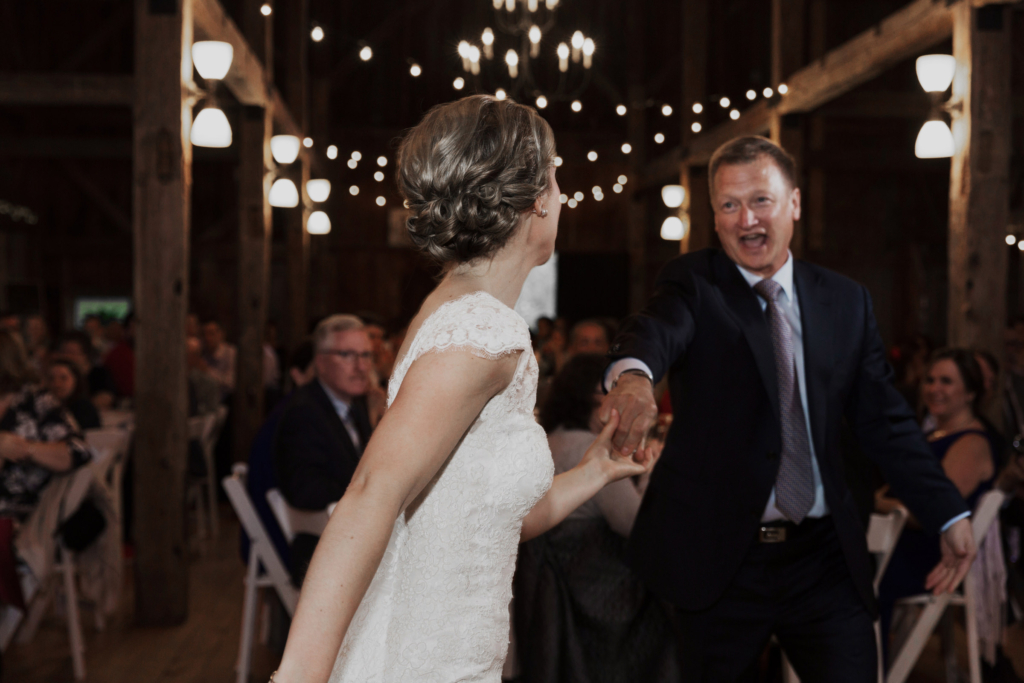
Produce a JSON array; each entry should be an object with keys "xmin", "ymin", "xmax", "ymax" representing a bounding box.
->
[{"xmin": 601, "ymin": 374, "xmax": 976, "ymax": 596}]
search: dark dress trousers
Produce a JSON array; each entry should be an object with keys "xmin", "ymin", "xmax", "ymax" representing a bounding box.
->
[
  {"xmin": 273, "ymin": 381, "xmax": 371, "ymax": 583},
  {"xmin": 611, "ymin": 249, "xmax": 967, "ymax": 679}
]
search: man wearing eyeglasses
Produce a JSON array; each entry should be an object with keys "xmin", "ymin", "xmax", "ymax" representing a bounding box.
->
[{"xmin": 274, "ymin": 314, "xmax": 376, "ymax": 585}]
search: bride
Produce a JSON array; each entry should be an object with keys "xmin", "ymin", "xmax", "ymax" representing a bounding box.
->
[{"xmin": 271, "ymin": 94, "xmax": 654, "ymax": 683}]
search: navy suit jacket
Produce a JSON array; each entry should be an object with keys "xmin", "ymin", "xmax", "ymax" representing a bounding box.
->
[
  {"xmin": 612, "ymin": 249, "xmax": 967, "ymax": 614},
  {"xmin": 272, "ymin": 381, "xmax": 372, "ymax": 511}
]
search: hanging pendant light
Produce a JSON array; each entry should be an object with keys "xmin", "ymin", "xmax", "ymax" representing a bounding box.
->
[
  {"xmin": 269, "ymin": 178, "xmax": 300, "ymax": 207},
  {"xmin": 271, "ymin": 135, "xmax": 301, "ymax": 165},
  {"xmin": 192, "ymin": 41, "xmax": 234, "ymax": 81},
  {"xmin": 661, "ymin": 185, "xmax": 685, "ymax": 208},
  {"xmin": 916, "ymin": 55, "xmax": 956, "ymax": 93},
  {"xmin": 306, "ymin": 179, "xmax": 331, "ymax": 202},
  {"xmin": 307, "ymin": 211, "xmax": 331, "ymax": 235},
  {"xmin": 191, "ymin": 107, "xmax": 232, "ymax": 148},
  {"xmin": 914, "ymin": 120, "xmax": 954, "ymax": 159},
  {"xmin": 660, "ymin": 216, "xmax": 686, "ymax": 241}
]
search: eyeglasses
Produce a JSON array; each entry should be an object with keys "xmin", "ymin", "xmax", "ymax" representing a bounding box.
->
[{"xmin": 319, "ymin": 349, "xmax": 374, "ymax": 363}]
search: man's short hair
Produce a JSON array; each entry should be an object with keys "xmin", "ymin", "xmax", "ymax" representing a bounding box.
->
[
  {"xmin": 708, "ymin": 136, "xmax": 797, "ymax": 193},
  {"xmin": 313, "ymin": 314, "xmax": 365, "ymax": 351}
]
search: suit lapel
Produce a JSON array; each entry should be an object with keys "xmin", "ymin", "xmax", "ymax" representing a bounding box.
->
[
  {"xmin": 712, "ymin": 251, "xmax": 780, "ymax": 422},
  {"xmin": 310, "ymin": 381, "xmax": 361, "ymax": 461},
  {"xmin": 793, "ymin": 261, "xmax": 831, "ymax": 459}
]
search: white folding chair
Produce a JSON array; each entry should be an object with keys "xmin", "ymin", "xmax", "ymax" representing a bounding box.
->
[
  {"xmin": 224, "ymin": 466, "xmax": 299, "ymax": 683},
  {"xmin": 782, "ymin": 507, "xmax": 908, "ymax": 683},
  {"xmin": 84, "ymin": 427, "xmax": 132, "ymax": 525},
  {"xmin": 266, "ymin": 488, "xmax": 330, "ymax": 544},
  {"xmin": 886, "ymin": 489, "xmax": 1006, "ymax": 683}
]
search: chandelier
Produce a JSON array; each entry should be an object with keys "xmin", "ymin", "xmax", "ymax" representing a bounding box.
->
[{"xmin": 456, "ymin": 0, "xmax": 596, "ymax": 107}]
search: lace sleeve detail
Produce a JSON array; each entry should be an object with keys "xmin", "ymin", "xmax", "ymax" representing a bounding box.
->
[
  {"xmin": 413, "ymin": 292, "xmax": 530, "ymax": 362},
  {"xmin": 388, "ymin": 292, "xmax": 532, "ymax": 405}
]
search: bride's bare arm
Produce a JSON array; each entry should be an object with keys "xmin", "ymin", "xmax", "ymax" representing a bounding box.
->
[
  {"xmin": 273, "ymin": 349, "xmax": 519, "ymax": 683},
  {"xmin": 520, "ymin": 412, "xmax": 652, "ymax": 542}
]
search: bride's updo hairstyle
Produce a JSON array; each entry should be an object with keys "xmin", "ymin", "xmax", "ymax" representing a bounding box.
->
[{"xmin": 397, "ymin": 95, "xmax": 556, "ymax": 266}]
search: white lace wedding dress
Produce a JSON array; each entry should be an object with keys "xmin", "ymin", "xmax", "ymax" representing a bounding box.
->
[{"xmin": 329, "ymin": 291, "xmax": 554, "ymax": 683}]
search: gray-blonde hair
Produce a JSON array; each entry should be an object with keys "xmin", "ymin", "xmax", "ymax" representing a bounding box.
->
[
  {"xmin": 396, "ymin": 94, "xmax": 556, "ymax": 266},
  {"xmin": 313, "ymin": 314, "xmax": 365, "ymax": 352}
]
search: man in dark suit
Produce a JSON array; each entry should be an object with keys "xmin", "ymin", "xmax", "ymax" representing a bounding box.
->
[
  {"xmin": 274, "ymin": 314, "xmax": 375, "ymax": 584},
  {"xmin": 600, "ymin": 136, "xmax": 976, "ymax": 681}
]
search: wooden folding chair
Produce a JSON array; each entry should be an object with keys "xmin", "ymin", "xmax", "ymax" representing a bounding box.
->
[
  {"xmin": 886, "ymin": 489, "xmax": 1006, "ymax": 683},
  {"xmin": 782, "ymin": 507, "xmax": 908, "ymax": 683},
  {"xmin": 224, "ymin": 466, "xmax": 299, "ymax": 683},
  {"xmin": 265, "ymin": 488, "xmax": 330, "ymax": 544}
]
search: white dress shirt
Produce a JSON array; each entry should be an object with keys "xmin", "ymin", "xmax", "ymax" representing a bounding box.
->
[
  {"xmin": 605, "ymin": 252, "xmax": 968, "ymax": 532},
  {"xmin": 320, "ymin": 380, "xmax": 362, "ymax": 451}
]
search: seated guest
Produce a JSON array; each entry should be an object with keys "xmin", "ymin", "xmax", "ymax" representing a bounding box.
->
[
  {"xmin": 186, "ymin": 337, "xmax": 220, "ymax": 416},
  {"xmin": 46, "ymin": 359, "xmax": 101, "ymax": 430},
  {"xmin": 515, "ymin": 354, "xmax": 677, "ymax": 683},
  {"xmin": 273, "ymin": 316, "xmax": 374, "ymax": 584},
  {"xmin": 877, "ymin": 349, "xmax": 999, "ymax": 658},
  {"xmin": 566, "ymin": 318, "xmax": 610, "ymax": 358},
  {"xmin": 24, "ymin": 314, "xmax": 50, "ymax": 374},
  {"xmin": 82, "ymin": 314, "xmax": 111, "ymax": 360},
  {"xmin": 58, "ymin": 331, "xmax": 118, "ymax": 410},
  {"xmin": 0, "ymin": 330, "xmax": 91, "ymax": 609},
  {"xmin": 103, "ymin": 313, "xmax": 134, "ymax": 398},
  {"xmin": 201, "ymin": 320, "xmax": 237, "ymax": 401}
]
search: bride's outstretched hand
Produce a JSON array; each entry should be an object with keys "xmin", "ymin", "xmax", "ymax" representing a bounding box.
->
[{"xmin": 582, "ymin": 409, "xmax": 655, "ymax": 484}]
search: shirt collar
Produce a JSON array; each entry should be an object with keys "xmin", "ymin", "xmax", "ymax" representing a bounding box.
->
[
  {"xmin": 318, "ymin": 379, "xmax": 351, "ymax": 417},
  {"xmin": 736, "ymin": 251, "xmax": 795, "ymax": 303}
]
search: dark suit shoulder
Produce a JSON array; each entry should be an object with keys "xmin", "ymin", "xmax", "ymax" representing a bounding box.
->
[{"xmin": 655, "ymin": 248, "xmax": 717, "ymax": 286}]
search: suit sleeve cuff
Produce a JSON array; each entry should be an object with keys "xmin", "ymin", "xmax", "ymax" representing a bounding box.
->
[
  {"xmin": 603, "ymin": 358, "xmax": 655, "ymax": 393},
  {"xmin": 940, "ymin": 511, "xmax": 971, "ymax": 533}
]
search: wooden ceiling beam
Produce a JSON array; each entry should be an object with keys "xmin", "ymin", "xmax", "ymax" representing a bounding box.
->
[
  {"xmin": 646, "ymin": 0, "xmax": 971, "ymax": 182},
  {"xmin": 0, "ymin": 73, "xmax": 133, "ymax": 106}
]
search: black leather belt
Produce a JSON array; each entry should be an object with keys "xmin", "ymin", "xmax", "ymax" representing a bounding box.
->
[
  {"xmin": 759, "ymin": 525, "xmax": 789, "ymax": 543},
  {"xmin": 758, "ymin": 516, "xmax": 829, "ymax": 543}
]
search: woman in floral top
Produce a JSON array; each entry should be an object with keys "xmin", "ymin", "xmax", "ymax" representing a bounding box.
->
[{"xmin": 0, "ymin": 329, "xmax": 90, "ymax": 608}]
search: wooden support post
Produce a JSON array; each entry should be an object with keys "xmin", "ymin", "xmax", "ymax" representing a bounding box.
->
[
  {"xmin": 283, "ymin": 0, "xmax": 310, "ymax": 351},
  {"xmin": 680, "ymin": 0, "xmax": 708, "ymax": 255},
  {"xmin": 132, "ymin": 0, "xmax": 192, "ymax": 625},
  {"xmin": 771, "ymin": 0, "xmax": 806, "ymax": 256},
  {"xmin": 625, "ymin": 0, "xmax": 647, "ymax": 313},
  {"xmin": 947, "ymin": 4, "xmax": 1012, "ymax": 362},
  {"xmin": 234, "ymin": 105, "xmax": 272, "ymax": 462}
]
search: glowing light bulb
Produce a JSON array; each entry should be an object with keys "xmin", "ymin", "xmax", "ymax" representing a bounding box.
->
[
  {"xmin": 616, "ymin": 104, "xmax": 627, "ymax": 116},
  {"xmin": 574, "ymin": 191, "xmax": 584, "ymax": 201},
  {"xmin": 376, "ymin": 196, "xmax": 386, "ymax": 206},
  {"xmin": 453, "ymin": 77, "xmax": 465, "ymax": 90},
  {"xmin": 730, "ymin": 109, "xmax": 740, "ymax": 120},
  {"xmin": 303, "ymin": 137, "xmax": 313, "ymax": 148},
  {"xmin": 778, "ymin": 83, "xmax": 789, "ymax": 94},
  {"xmin": 326, "ymin": 145, "xmax": 338, "ymax": 159},
  {"xmin": 559, "ymin": 194, "xmax": 567, "ymax": 204},
  {"xmin": 351, "ymin": 151, "xmax": 362, "ymax": 161},
  {"xmin": 661, "ymin": 104, "xmax": 673, "ymax": 116},
  {"xmin": 270, "ymin": 135, "xmax": 300, "ymax": 164},
  {"xmin": 587, "ymin": 151, "xmax": 597, "ymax": 161},
  {"xmin": 359, "ymin": 45, "xmax": 372, "ymax": 61},
  {"xmin": 654, "ymin": 132, "xmax": 665, "ymax": 144},
  {"xmin": 306, "ymin": 179, "xmax": 331, "ymax": 202},
  {"xmin": 192, "ymin": 41, "xmax": 234, "ymax": 80},
  {"xmin": 621, "ymin": 143, "xmax": 631, "ymax": 154},
  {"xmin": 347, "ymin": 158, "xmax": 358, "ymax": 169},
  {"xmin": 377, "ymin": 156, "xmax": 387, "ymax": 167},
  {"xmin": 618, "ymin": 175, "xmax": 627, "ymax": 184},
  {"xmin": 495, "ymin": 88, "xmax": 507, "ymax": 101},
  {"xmin": 1007, "ymin": 235, "xmax": 1017, "ymax": 246},
  {"xmin": 568, "ymin": 198, "xmax": 577, "ymax": 208},
  {"xmin": 571, "ymin": 100, "xmax": 582, "ymax": 112},
  {"xmin": 269, "ymin": 179, "xmax": 299, "ymax": 207},
  {"xmin": 191, "ymin": 107, "xmax": 232, "ymax": 148},
  {"xmin": 557, "ymin": 43, "xmax": 569, "ymax": 59},
  {"xmin": 410, "ymin": 63, "xmax": 421, "ymax": 77},
  {"xmin": 692, "ymin": 102, "xmax": 703, "ymax": 114},
  {"xmin": 746, "ymin": 90, "xmax": 756, "ymax": 100},
  {"xmin": 763, "ymin": 87, "xmax": 774, "ymax": 98},
  {"xmin": 691, "ymin": 122, "xmax": 702, "ymax": 133},
  {"xmin": 660, "ymin": 216, "xmax": 685, "ymax": 241},
  {"xmin": 260, "ymin": 4, "xmax": 272, "ymax": 16},
  {"xmin": 571, "ymin": 31, "xmax": 584, "ymax": 49},
  {"xmin": 529, "ymin": 25, "xmax": 542, "ymax": 44},
  {"xmin": 553, "ymin": 156, "xmax": 563, "ymax": 167},
  {"xmin": 310, "ymin": 25, "xmax": 324, "ymax": 42},
  {"xmin": 482, "ymin": 28, "xmax": 494, "ymax": 46},
  {"xmin": 374, "ymin": 171, "xmax": 384, "ymax": 182},
  {"xmin": 582, "ymin": 37, "xmax": 595, "ymax": 56},
  {"xmin": 505, "ymin": 50, "xmax": 519, "ymax": 78},
  {"xmin": 719, "ymin": 97, "xmax": 730, "ymax": 108},
  {"xmin": 661, "ymin": 185, "xmax": 685, "ymax": 208},
  {"xmin": 307, "ymin": 211, "xmax": 331, "ymax": 235},
  {"xmin": 349, "ymin": 185, "xmax": 359, "ymax": 195},
  {"xmin": 536, "ymin": 95, "xmax": 548, "ymax": 109},
  {"xmin": 914, "ymin": 120, "xmax": 955, "ymax": 159},
  {"xmin": 613, "ymin": 183, "xmax": 623, "ymax": 193}
]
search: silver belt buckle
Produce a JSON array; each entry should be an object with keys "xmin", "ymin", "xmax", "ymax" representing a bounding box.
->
[{"xmin": 759, "ymin": 526, "xmax": 787, "ymax": 543}]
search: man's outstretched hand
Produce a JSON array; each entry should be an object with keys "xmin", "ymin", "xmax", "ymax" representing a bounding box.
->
[
  {"xmin": 925, "ymin": 517, "xmax": 976, "ymax": 595},
  {"xmin": 598, "ymin": 373, "xmax": 659, "ymax": 456}
]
